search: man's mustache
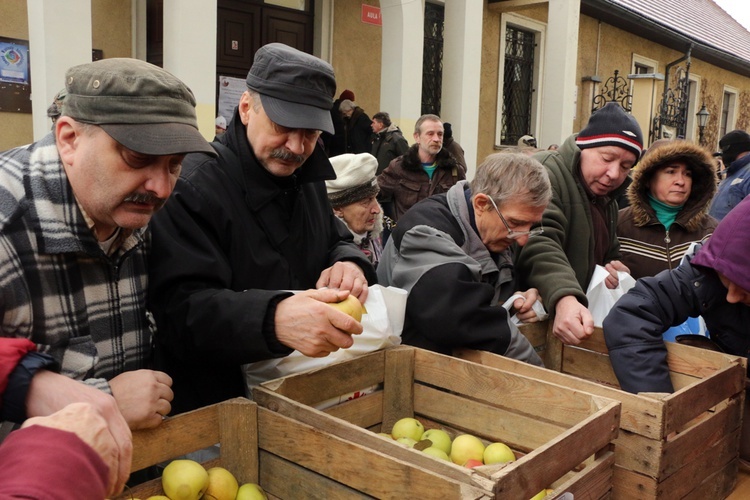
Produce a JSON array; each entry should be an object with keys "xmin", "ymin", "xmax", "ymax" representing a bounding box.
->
[
  {"xmin": 123, "ymin": 192, "xmax": 166, "ymax": 210},
  {"xmin": 270, "ymin": 148, "xmax": 305, "ymax": 164}
]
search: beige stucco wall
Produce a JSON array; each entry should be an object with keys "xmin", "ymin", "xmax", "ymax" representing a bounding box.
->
[
  {"xmin": 475, "ymin": 5, "xmax": 750, "ymax": 159},
  {"xmin": 0, "ymin": 0, "xmax": 131, "ymax": 151},
  {"xmin": 330, "ymin": 0, "xmax": 381, "ymax": 119},
  {"xmin": 0, "ymin": 0, "xmax": 32, "ymax": 151}
]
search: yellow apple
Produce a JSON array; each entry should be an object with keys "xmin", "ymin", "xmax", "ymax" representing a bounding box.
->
[
  {"xmin": 145, "ymin": 497, "xmax": 170, "ymax": 500},
  {"xmin": 529, "ymin": 488, "xmax": 554, "ymax": 500},
  {"xmin": 236, "ymin": 483, "xmax": 268, "ymax": 500},
  {"xmin": 202, "ymin": 466, "xmax": 239, "ymax": 500},
  {"xmin": 422, "ymin": 446, "xmax": 451, "ymax": 461},
  {"xmin": 422, "ymin": 428, "xmax": 452, "ymax": 455},
  {"xmin": 450, "ymin": 434, "xmax": 485, "ymax": 466},
  {"xmin": 162, "ymin": 459, "xmax": 209, "ymax": 500},
  {"xmin": 390, "ymin": 417, "xmax": 424, "ymax": 441},
  {"xmin": 327, "ymin": 294, "xmax": 364, "ymax": 322},
  {"xmin": 483, "ymin": 442, "xmax": 516, "ymax": 465},
  {"xmin": 396, "ymin": 436, "xmax": 418, "ymax": 447}
]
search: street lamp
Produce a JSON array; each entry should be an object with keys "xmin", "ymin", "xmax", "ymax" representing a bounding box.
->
[{"xmin": 696, "ymin": 104, "xmax": 709, "ymax": 146}]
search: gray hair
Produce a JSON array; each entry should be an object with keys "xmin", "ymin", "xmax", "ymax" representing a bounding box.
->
[
  {"xmin": 414, "ymin": 114, "xmax": 441, "ymax": 135},
  {"xmin": 470, "ymin": 153, "xmax": 552, "ymax": 208},
  {"xmin": 339, "ymin": 99, "xmax": 356, "ymax": 113}
]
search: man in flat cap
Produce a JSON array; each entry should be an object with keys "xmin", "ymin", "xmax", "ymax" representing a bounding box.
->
[
  {"xmin": 148, "ymin": 43, "xmax": 377, "ymax": 414},
  {"xmin": 0, "ymin": 57, "xmax": 214, "ymax": 494},
  {"xmin": 709, "ymin": 129, "xmax": 750, "ymax": 220}
]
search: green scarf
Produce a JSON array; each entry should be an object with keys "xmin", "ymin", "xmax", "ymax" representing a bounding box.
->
[{"xmin": 648, "ymin": 193, "xmax": 683, "ymax": 230}]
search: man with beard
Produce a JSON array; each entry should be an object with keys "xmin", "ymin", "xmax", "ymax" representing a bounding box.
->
[
  {"xmin": 148, "ymin": 43, "xmax": 376, "ymax": 414},
  {"xmin": 0, "ymin": 58, "xmax": 214, "ymax": 491},
  {"xmin": 378, "ymin": 114, "xmax": 464, "ymax": 222}
]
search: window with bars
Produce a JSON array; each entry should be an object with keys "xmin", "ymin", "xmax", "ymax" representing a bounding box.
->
[
  {"xmin": 421, "ymin": 3, "xmax": 444, "ymax": 116},
  {"xmin": 500, "ymin": 26, "xmax": 535, "ymax": 146}
]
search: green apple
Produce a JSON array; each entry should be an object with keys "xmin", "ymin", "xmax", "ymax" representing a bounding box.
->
[
  {"xmin": 422, "ymin": 446, "xmax": 450, "ymax": 461},
  {"xmin": 236, "ymin": 483, "xmax": 268, "ymax": 500},
  {"xmin": 422, "ymin": 428, "xmax": 452, "ymax": 455},
  {"xmin": 450, "ymin": 434, "xmax": 485, "ymax": 466},
  {"xmin": 396, "ymin": 436, "xmax": 418, "ymax": 448},
  {"xmin": 390, "ymin": 417, "xmax": 424, "ymax": 441},
  {"xmin": 162, "ymin": 459, "xmax": 209, "ymax": 500},
  {"xmin": 483, "ymin": 442, "xmax": 516, "ymax": 465},
  {"xmin": 202, "ymin": 466, "xmax": 239, "ymax": 500}
]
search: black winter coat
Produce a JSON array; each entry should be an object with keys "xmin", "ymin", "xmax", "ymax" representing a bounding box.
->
[{"xmin": 148, "ymin": 111, "xmax": 376, "ymax": 413}]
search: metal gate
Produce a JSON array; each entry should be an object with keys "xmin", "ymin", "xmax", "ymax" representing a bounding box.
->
[
  {"xmin": 501, "ymin": 25, "xmax": 535, "ymax": 145},
  {"xmin": 421, "ymin": 3, "xmax": 444, "ymax": 116}
]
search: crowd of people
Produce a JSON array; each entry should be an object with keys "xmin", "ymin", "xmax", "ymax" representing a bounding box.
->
[{"xmin": 2, "ymin": 42, "xmax": 749, "ymax": 496}]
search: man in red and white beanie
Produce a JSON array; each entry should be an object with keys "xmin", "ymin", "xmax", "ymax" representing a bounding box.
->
[{"xmin": 515, "ymin": 102, "xmax": 644, "ymax": 346}]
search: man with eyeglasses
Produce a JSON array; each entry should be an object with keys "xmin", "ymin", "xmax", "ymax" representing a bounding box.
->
[
  {"xmin": 377, "ymin": 153, "xmax": 551, "ymax": 365},
  {"xmin": 515, "ymin": 102, "xmax": 643, "ymax": 346},
  {"xmin": 148, "ymin": 43, "xmax": 377, "ymax": 414}
]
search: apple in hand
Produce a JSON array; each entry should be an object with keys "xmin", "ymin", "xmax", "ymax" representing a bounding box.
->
[
  {"xmin": 327, "ymin": 294, "xmax": 364, "ymax": 322},
  {"xmin": 450, "ymin": 434, "xmax": 485, "ymax": 466},
  {"xmin": 483, "ymin": 442, "xmax": 516, "ymax": 465},
  {"xmin": 422, "ymin": 428, "xmax": 452, "ymax": 455},
  {"xmin": 390, "ymin": 417, "xmax": 425, "ymax": 441}
]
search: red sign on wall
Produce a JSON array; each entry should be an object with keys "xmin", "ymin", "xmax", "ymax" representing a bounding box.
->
[{"xmin": 362, "ymin": 4, "xmax": 382, "ymax": 26}]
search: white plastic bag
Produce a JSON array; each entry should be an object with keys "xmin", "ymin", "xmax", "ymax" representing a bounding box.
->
[
  {"xmin": 501, "ymin": 294, "xmax": 548, "ymax": 325},
  {"xmin": 585, "ymin": 265, "xmax": 636, "ymax": 327},
  {"xmin": 243, "ymin": 285, "xmax": 407, "ymax": 397}
]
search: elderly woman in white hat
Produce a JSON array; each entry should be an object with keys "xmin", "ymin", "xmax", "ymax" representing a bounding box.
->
[{"xmin": 327, "ymin": 153, "xmax": 384, "ymax": 267}]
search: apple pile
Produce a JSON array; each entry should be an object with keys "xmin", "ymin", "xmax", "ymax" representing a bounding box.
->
[
  {"xmin": 135, "ymin": 460, "xmax": 267, "ymax": 500},
  {"xmin": 384, "ymin": 417, "xmax": 517, "ymax": 467}
]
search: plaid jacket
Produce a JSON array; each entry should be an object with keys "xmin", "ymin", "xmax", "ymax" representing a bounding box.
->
[{"xmin": 0, "ymin": 134, "xmax": 151, "ymax": 392}]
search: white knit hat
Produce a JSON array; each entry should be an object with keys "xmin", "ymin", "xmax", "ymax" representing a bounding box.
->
[{"xmin": 326, "ymin": 153, "xmax": 379, "ymax": 208}]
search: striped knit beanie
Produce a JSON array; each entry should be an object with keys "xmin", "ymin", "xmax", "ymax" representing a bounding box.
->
[
  {"xmin": 326, "ymin": 153, "xmax": 379, "ymax": 208},
  {"xmin": 576, "ymin": 102, "xmax": 643, "ymax": 161}
]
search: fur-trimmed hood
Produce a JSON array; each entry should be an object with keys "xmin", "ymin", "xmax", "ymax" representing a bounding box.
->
[{"xmin": 627, "ymin": 140, "xmax": 717, "ymax": 231}]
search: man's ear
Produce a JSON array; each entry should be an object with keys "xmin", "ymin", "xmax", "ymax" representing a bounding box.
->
[
  {"xmin": 333, "ymin": 207, "xmax": 344, "ymax": 218},
  {"xmin": 238, "ymin": 91, "xmax": 252, "ymax": 126},
  {"xmin": 55, "ymin": 117, "xmax": 79, "ymax": 166},
  {"xmin": 472, "ymin": 193, "xmax": 490, "ymax": 213}
]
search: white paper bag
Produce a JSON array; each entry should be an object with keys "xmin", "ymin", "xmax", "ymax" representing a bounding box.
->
[
  {"xmin": 585, "ymin": 265, "xmax": 636, "ymax": 327},
  {"xmin": 243, "ymin": 285, "xmax": 407, "ymax": 396}
]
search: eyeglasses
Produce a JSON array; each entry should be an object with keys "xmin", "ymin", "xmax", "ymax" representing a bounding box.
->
[{"xmin": 487, "ymin": 196, "xmax": 544, "ymax": 240}]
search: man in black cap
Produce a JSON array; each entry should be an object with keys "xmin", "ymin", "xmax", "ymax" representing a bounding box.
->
[
  {"xmin": 0, "ymin": 57, "xmax": 214, "ymax": 494},
  {"xmin": 148, "ymin": 43, "xmax": 377, "ymax": 414},
  {"xmin": 515, "ymin": 102, "xmax": 644, "ymax": 345},
  {"xmin": 709, "ymin": 129, "xmax": 750, "ymax": 220}
]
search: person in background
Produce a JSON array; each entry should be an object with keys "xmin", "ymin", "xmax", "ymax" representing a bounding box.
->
[
  {"xmin": 518, "ymin": 135, "xmax": 537, "ymax": 148},
  {"xmin": 0, "ymin": 58, "xmax": 211, "ymax": 433},
  {"xmin": 339, "ymin": 99, "xmax": 372, "ymax": 154},
  {"xmin": 604, "ymin": 194, "xmax": 750, "ymax": 394},
  {"xmin": 215, "ymin": 115, "xmax": 227, "ymax": 136},
  {"xmin": 322, "ymin": 89, "xmax": 354, "ymax": 157},
  {"xmin": 708, "ymin": 130, "xmax": 750, "ymax": 220},
  {"xmin": 327, "ymin": 153, "xmax": 384, "ymax": 267},
  {"xmin": 443, "ymin": 122, "xmax": 467, "ymax": 172},
  {"xmin": 148, "ymin": 43, "xmax": 376, "ymax": 414},
  {"xmin": 0, "ymin": 402, "xmax": 127, "ymax": 498},
  {"xmin": 617, "ymin": 139, "xmax": 717, "ymax": 280},
  {"xmin": 377, "ymin": 153, "xmax": 551, "ymax": 364},
  {"xmin": 378, "ymin": 114, "xmax": 464, "ymax": 223},
  {"xmin": 370, "ymin": 111, "xmax": 409, "ymax": 175},
  {"xmin": 547, "ymin": 144, "xmax": 559, "ymax": 151},
  {"xmin": 515, "ymin": 102, "xmax": 643, "ymax": 345}
]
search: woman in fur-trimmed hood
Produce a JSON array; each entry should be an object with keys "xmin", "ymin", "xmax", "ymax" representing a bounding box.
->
[{"xmin": 617, "ymin": 139, "xmax": 718, "ymax": 280}]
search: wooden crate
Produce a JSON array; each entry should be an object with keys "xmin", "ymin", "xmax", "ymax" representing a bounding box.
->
[
  {"xmin": 252, "ymin": 345, "xmax": 621, "ymax": 499},
  {"xmin": 454, "ymin": 322, "xmax": 748, "ymax": 499},
  {"xmin": 116, "ymin": 397, "xmax": 493, "ymax": 499}
]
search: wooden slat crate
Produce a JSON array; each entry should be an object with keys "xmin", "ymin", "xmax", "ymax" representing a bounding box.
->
[
  {"xmin": 116, "ymin": 397, "xmax": 492, "ymax": 499},
  {"xmin": 454, "ymin": 322, "xmax": 748, "ymax": 499},
  {"xmin": 252, "ymin": 345, "xmax": 621, "ymax": 499}
]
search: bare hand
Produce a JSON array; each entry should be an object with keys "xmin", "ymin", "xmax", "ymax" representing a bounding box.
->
[
  {"xmin": 109, "ymin": 370, "xmax": 173, "ymax": 430},
  {"xmin": 25, "ymin": 370, "xmax": 132, "ymax": 494},
  {"xmin": 552, "ymin": 296, "xmax": 595, "ymax": 345},
  {"xmin": 316, "ymin": 261, "xmax": 369, "ymax": 302},
  {"xmin": 23, "ymin": 402, "xmax": 126, "ymax": 497},
  {"xmin": 274, "ymin": 288, "xmax": 364, "ymax": 357},
  {"xmin": 604, "ymin": 260, "xmax": 630, "ymax": 289},
  {"xmin": 511, "ymin": 288, "xmax": 541, "ymax": 323}
]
